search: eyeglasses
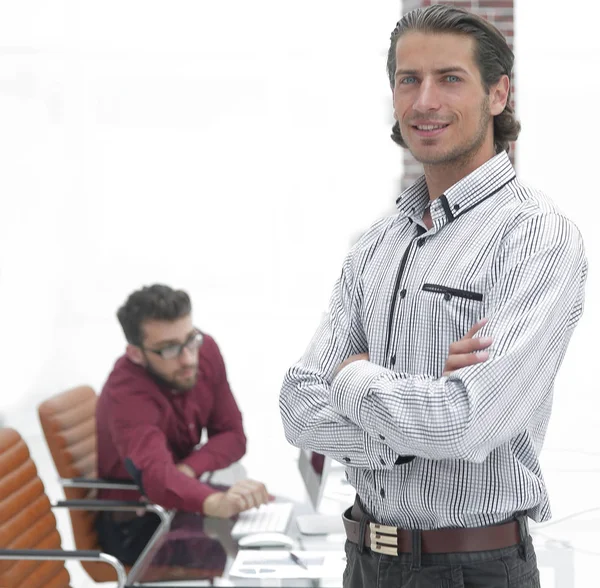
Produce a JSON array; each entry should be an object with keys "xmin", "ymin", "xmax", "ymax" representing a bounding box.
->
[{"xmin": 143, "ymin": 329, "xmax": 204, "ymax": 360}]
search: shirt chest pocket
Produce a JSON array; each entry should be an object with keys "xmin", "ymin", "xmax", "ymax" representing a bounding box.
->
[
  {"xmin": 422, "ymin": 283, "xmax": 483, "ymax": 302},
  {"xmin": 420, "ymin": 282, "xmax": 485, "ymax": 329}
]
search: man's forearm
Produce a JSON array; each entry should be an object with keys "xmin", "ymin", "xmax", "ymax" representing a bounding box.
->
[
  {"xmin": 331, "ymin": 360, "xmax": 469, "ymax": 460},
  {"xmin": 281, "ymin": 366, "xmax": 402, "ymax": 470},
  {"xmin": 181, "ymin": 430, "xmax": 246, "ymax": 476}
]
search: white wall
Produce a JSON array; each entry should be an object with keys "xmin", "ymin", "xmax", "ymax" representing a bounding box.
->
[
  {"xmin": 515, "ymin": 1, "xmax": 600, "ymax": 453},
  {"xmin": 0, "ymin": 1, "xmax": 401, "ymax": 455},
  {"xmin": 0, "ymin": 0, "xmax": 597, "ymax": 462}
]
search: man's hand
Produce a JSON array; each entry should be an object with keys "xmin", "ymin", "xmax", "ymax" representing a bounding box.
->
[
  {"xmin": 443, "ymin": 318, "xmax": 493, "ymax": 376},
  {"xmin": 227, "ymin": 479, "xmax": 272, "ymax": 510},
  {"xmin": 176, "ymin": 463, "xmax": 197, "ymax": 479},
  {"xmin": 334, "ymin": 353, "xmax": 369, "ymax": 378},
  {"xmin": 202, "ymin": 479, "xmax": 272, "ymax": 519}
]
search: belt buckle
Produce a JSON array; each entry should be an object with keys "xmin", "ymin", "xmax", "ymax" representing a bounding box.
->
[{"xmin": 369, "ymin": 523, "xmax": 398, "ymax": 556}]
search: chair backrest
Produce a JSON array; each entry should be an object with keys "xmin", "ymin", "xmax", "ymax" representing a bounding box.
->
[
  {"xmin": 37, "ymin": 386, "xmax": 118, "ymax": 582},
  {"xmin": 0, "ymin": 427, "xmax": 71, "ymax": 588},
  {"xmin": 37, "ymin": 386, "xmax": 217, "ymax": 585}
]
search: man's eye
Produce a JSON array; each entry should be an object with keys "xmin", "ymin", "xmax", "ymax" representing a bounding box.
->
[
  {"xmin": 161, "ymin": 345, "xmax": 179, "ymax": 356},
  {"xmin": 400, "ymin": 76, "xmax": 417, "ymax": 85},
  {"xmin": 446, "ymin": 75, "xmax": 460, "ymax": 82}
]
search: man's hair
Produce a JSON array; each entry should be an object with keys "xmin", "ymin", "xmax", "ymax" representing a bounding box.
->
[
  {"xmin": 117, "ymin": 284, "xmax": 192, "ymax": 346},
  {"xmin": 386, "ymin": 4, "xmax": 521, "ymax": 154}
]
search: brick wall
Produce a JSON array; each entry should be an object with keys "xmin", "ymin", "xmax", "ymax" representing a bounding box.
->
[{"xmin": 399, "ymin": 0, "xmax": 515, "ymax": 191}]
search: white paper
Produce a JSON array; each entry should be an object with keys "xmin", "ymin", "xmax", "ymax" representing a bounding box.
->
[{"xmin": 229, "ymin": 549, "xmax": 346, "ymax": 579}]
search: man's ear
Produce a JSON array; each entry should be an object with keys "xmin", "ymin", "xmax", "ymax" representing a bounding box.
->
[
  {"xmin": 490, "ymin": 74, "xmax": 510, "ymax": 116},
  {"xmin": 126, "ymin": 344, "xmax": 145, "ymax": 366}
]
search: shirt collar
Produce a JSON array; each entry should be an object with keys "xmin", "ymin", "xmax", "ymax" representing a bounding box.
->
[{"xmin": 395, "ymin": 151, "xmax": 516, "ymax": 226}]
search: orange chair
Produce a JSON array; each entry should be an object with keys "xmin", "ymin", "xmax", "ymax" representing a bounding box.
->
[
  {"xmin": 0, "ymin": 427, "xmax": 127, "ymax": 588},
  {"xmin": 38, "ymin": 385, "xmax": 219, "ymax": 585}
]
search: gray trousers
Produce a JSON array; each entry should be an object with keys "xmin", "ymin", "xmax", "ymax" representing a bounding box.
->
[{"xmin": 343, "ymin": 518, "xmax": 541, "ymax": 587}]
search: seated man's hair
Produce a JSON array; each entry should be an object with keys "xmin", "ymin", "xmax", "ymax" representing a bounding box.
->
[{"xmin": 117, "ymin": 284, "xmax": 192, "ymax": 346}]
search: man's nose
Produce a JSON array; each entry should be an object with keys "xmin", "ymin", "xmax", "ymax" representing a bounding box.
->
[
  {"xmin": 413, "ymin": 78, "xmax": 442, "ymax": 113},
  {"xmin": 179, "ymin": 346, "xmax": 196, "ymax": 365}
]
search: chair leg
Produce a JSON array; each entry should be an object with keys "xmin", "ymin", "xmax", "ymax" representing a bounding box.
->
[{"xmin": 126, "ymin": 505, "xmax": 175, "ymax": 585}]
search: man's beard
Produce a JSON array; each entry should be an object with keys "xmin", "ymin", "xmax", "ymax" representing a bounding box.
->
[{"xmin": 145, "ymin": 360, "xmax": 198, "ymax": 392}]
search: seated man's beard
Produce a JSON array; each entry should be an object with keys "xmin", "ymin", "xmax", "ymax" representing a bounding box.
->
[{"xmin": 147, "ymin": 363, "xmax": 198, "ymax": 392}]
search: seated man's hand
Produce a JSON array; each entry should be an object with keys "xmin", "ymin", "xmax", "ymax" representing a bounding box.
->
[
  {"xmin": 202, "ymin": 479, "xmax": 272, "ymax": 518},
  {"xmin": 443, "ymin": 319, "xmax": 493, "ymax": 376}
]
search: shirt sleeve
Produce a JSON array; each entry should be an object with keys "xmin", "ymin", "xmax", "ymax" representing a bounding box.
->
[
  {"xmin": 108, "ymin": 382, "xmax": 219, "ymax": 512},
  {"xmin": 279, "ymin": 221, "xmax": 403, "ymax": 470},
  {"xmin": 180, "ymin": 338, "xmax": 247, "ymax": 476},
  {"xmin": 330, "ymin": 213, "xmax": 587, "ymax": 463}
]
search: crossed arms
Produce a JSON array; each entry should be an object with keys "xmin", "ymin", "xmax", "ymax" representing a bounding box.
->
[{"xmin": 280, "ymin": 214, "xmax": 586, "ymax": 466}]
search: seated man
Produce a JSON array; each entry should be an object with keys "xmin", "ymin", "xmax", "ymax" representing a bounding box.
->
[{"xmin": 96, "ymin": 283, "xmax": 269, "ymax": 564}]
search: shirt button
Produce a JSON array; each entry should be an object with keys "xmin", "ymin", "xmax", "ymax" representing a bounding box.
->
[
  {"xmin": 417, "ymin": 238, "xmax": 425, "ymax": 247},
  {"xmin": 400, "ymin": 289, "xmax": 407, "ymax": 299},
  {"xmin": 379, "ymin": 434, "xmax": 385, "ymax": 441},
  {"xmin": 343, "ymin": 457, "xmax": 351, "ymax": 463},
  {"xmin": 453, "ymin": 203, "xmax": 460, "ymax": 211},
  {"xmin": 379, "ymin": 457, "xmax": 385, "ymax": 465},
  {"xmin": 390, "ymin": 355, "xmax": 396, "ymax": 366},
  {"xmin": 380, "ymin": 487, "xmax": 385, "ymax": 498},
  {"xmin": 443, "ymin": 292, "xmax": 452, "ymax": 301}
]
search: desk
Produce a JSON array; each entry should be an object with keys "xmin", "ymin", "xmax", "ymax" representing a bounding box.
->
[{"xmin": 133, "ymin": 459, "xmax": 351, "ymax": 587}]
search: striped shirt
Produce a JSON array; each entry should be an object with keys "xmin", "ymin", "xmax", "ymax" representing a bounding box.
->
[{"xmin": 279, "ymin": 152, "xmax": 587, "ymax": 530}]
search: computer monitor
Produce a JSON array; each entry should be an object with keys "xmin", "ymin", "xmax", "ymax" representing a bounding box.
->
[
  {"xmin": 296, "ymin": 450, "xmax": 345, "ymax": 535},
  {"xmin": 297, "ymin": 449, "xmax": 332, "ymax": 511}
]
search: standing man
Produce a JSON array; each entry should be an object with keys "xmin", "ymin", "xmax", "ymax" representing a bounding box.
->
[
  {"xmin": 97, "ymin": 284, "xmax": 270, "ymax": 565},
  {"xmin": 280, "ymin": 5, "xmax": 587, "ymax": 587}
]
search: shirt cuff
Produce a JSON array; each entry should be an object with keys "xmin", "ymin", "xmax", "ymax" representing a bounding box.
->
[
  {"xmin": 364, "ymin": 433, "xmax": 402, "ymax": 469},
  {"xmin": 330, "ymin": 360, "xmax": 386, "ymax": 427},
  {"xmin": 195, "ymin": 483, "xmax": 221, "ymax": 514}
]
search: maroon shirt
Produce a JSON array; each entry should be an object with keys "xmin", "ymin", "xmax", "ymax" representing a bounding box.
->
[{"xmin": 96, "ymin": 334, "xmax": 246, "ymax": 512}]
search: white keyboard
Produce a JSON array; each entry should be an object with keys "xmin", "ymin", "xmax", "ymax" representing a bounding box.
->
[{"xmin": 231, "ymin": 502, "xmax": 294, "ymax": 539}]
